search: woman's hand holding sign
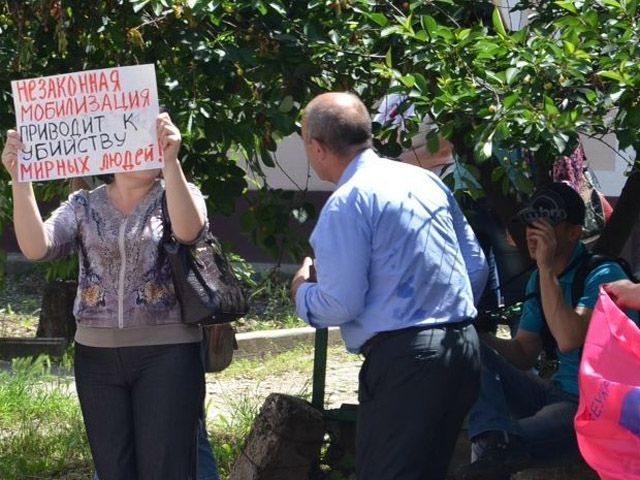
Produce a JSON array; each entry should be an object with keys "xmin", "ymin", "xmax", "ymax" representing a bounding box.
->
[
  {"xmin": 157, "ymin": 112, "xmax": 181, "ymax": 166},
  {"xmin": 2, "ymin": 129, "xmax": 24, "ymax": 181}
]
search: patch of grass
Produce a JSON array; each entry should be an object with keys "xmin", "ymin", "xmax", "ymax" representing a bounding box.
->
[
  {"xmin": 0, "ymin": 267, "xmax": 45, "ymax": 337},
  {"xmin": 209, "ymin": 393, "xmax": 261, "ymax": 477},
  {"xmin": 217, "ymin": 344, "xmax": 356, "ymax": 382},
  {"xmin": 0, "ymin": 355, "xmax": 92, "ymax": 480}
]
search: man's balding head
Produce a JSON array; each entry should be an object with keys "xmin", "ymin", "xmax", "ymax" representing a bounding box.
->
[{"xmin": 303, "ymin": 92, "xmax": 372, "ymax": 159}]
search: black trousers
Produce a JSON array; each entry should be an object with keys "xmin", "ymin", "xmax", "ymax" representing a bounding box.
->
[
  {"xmin": 75, "ymin": 342, "xmax": 205, "ymax": 480},
  {"xmin": 357, "ymin": 324, "xmax": 481, "ymax": 480}
]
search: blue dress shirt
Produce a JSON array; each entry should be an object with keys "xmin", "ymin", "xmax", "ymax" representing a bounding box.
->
[{"xmin": 296, "ymin": 149, "xmax": 489, "ymax": 353}]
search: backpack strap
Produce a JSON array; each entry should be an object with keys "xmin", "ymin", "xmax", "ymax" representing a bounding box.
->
[
  {"xmin": 571, "ymin": 254, "xmax": 636, "ymax": 307},
  {"xmin": 529, "ymin": 250, "xmax": 591, "ymax": 360}
]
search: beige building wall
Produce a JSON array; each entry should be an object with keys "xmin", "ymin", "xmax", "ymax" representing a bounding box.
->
[
  {"xmin": 245, "ymin": 132, "xmax": 634, "ymax": 197},
  {"xmin": 243, "ymin": 0, "xmax": 634, "ymax": 198}
]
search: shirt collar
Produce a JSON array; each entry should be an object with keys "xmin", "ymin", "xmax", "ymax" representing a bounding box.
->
[
  {"xmin": 569, "ymin": 242, "xmax": 587, "ymax": 264},
  {"xmin": 336, "ymin": 148, "xmax": 376, "ymax": 189}
]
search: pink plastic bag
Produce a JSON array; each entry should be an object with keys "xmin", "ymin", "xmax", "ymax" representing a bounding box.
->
[{"xmin": 576, "ymin": 287, "xmax": 640, "ymax": 480}]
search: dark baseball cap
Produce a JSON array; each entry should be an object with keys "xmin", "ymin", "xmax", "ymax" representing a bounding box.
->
[{"xmin": 516, "ymin": 182, "xmax": 585, "ymax": 227}]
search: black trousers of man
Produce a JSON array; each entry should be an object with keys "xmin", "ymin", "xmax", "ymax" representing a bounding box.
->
[{"xmin": 357, "ymin": 324, "xmax": 480, "ymax": 480}]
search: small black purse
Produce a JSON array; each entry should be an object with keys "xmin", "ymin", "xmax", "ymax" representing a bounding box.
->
[{"xmin": 160, "ymin": 192, "xmax": 248, "ymax": 325}]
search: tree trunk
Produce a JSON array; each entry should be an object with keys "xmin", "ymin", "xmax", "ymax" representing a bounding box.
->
[
  {"xmin": 37, "ymin": 280, "xmax": 77, "ymax": 341},
  {"xmin": 593, "ymin": 170, "xmax": 640, "ymax": 257}
]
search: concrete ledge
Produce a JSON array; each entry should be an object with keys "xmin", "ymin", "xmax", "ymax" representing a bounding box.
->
[
  {"xmin": 0, "ymin": 337, "xmax": 67, "ymax": 361},
  {"xmin": 235, "ymin": 326, "xmax": 343, "ymax": 359}
]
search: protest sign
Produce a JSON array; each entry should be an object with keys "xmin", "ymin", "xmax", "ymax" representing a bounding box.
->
[{"xmin": 11, "ymin": 64, "xmax": 161, "ymax": 182}]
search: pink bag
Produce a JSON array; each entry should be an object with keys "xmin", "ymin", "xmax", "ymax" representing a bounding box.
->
[{"xmin": 575, "ymin": 288, "xmax": 640, "ymax": 480}]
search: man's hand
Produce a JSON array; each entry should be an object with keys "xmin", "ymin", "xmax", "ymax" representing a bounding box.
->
[
  {"xmin": 604, "ymin": 279, "xmax": 640, "ymax": 310},
  {"xmin": 290, "ymin": 256, "xmax": 316, "ymax": 301},
  {"xmin": 527, "ymin": 220, "xmax": 557, "ymax": 272}
]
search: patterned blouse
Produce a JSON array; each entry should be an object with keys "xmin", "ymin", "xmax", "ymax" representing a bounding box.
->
[{"xmin": 41, "ymin": 179, "xmax": 206, "ymax": 347}]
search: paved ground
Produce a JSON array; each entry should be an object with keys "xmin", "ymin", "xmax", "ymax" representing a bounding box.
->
[{"xmin": 204, "ymin": 347, "xmax": 362, "ymax": 422}]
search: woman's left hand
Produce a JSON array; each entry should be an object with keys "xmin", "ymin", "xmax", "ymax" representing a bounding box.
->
[{"xmin": 157, "ymin": 113, "xmax": 181, "ymax": 165}]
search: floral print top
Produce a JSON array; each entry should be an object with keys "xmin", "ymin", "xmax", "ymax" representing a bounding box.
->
[{"xmin": 41, "ymin": 180, "xmax": 207, "ymax": 342}]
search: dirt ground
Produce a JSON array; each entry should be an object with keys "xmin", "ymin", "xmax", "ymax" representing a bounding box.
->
[{"xmin": 205, "ymin": 350, "xmax": 362, "ymax": 422}]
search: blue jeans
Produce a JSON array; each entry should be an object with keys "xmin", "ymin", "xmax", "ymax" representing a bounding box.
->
[
  {"xmin": 197, "ymin": 419, "xmax": 220, "ymax": 480},
  {"xmin": 467, "ymin": 343, "xmax": 580, "ymax": 465}
]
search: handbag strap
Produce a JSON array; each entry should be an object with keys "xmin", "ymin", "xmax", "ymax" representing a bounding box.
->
[{"xmin": 160, "ymin": 190, "xmax": 173, "ymax": 244}]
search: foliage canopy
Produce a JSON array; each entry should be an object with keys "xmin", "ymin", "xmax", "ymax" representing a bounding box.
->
[{"xmin": 1, "ymin": 0, "xmax": 639, "ymax": 264}]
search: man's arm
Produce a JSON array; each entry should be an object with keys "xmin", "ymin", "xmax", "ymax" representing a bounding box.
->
[
  {"xmin": 480, "ymin": 329, "xmax": 543, "ymax": 370},
  {"xmin": 530, "ymin": 220, "xmax": 591, "ymax": 353},
  {"xmin": 293, "ymin": 203, "xmax": 371, "ymax": 328},
  {"xmin": 538, "ymin": 267, "xmax": 592, "ymax": 353},
  {"xmin": 291, "ymin": 257, "xmax": 316, "ymax": 300}
]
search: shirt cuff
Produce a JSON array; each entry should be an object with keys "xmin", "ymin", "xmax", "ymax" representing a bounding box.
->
[{"xmin": 295, "ymin": 282, "xmax": 315, "ymax": 327}]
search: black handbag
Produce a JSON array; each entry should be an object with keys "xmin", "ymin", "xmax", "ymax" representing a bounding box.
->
[{"xmin": 160, "ymin": 192, "xmax": 248, "ymax": 325}]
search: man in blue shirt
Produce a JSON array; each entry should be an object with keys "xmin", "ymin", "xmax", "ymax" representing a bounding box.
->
[
  {"xmin": 291, "ymin": 92, "xmax": 489, "ymax": 480},
  {"xmin": 458, "ymin": 182, "xmax": 634, "ymax": 480}
]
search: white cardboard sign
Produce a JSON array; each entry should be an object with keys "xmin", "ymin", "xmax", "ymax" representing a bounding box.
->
[{"xmin": 11, "ymin": 64, "xmax": 161, "ymax": 182}]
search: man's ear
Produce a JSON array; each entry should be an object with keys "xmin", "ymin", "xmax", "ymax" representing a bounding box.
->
[
  {"xmin": 569, "ymin": 224, "xmax": 583, "ymax": 242},
  {"xmin": 311, "ymin": 137, "xmax": 326, "ymax": 160}
]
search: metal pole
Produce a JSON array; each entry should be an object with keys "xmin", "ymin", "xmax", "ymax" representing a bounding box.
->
[{"xmin": 311, "ymin": 327, "xmax": 328, "ymax": 410}]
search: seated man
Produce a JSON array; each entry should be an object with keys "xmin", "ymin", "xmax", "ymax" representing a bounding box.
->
[{"xmin": 458, "ymin": 182, "xmax": 636, "ymax": 480}]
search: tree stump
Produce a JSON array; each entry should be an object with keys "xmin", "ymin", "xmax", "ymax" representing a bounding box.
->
[
  {"xmin": 230, "ymin": 393, "xmax": 325, "ymax": 480},
  {"xmin": 36, "ymin": 280, "xmax": 77, "ymax": 341}
]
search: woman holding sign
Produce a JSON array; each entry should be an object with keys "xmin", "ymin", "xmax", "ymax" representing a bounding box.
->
[{"xmin": 2, "ymin": 113, "xmax": 206, "ymax": 480}]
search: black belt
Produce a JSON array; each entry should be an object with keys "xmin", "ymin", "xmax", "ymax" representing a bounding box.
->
[{"xmin": 359, "ymin": 319, "xmax": 474, "ymax": 358}]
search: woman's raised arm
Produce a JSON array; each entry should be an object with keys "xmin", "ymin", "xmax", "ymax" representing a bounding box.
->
[{"xmin": 2, "ymin": 130, "xmax": 49, "ymax": 260}]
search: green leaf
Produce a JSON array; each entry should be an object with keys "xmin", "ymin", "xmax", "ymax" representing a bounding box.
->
[
  {"xmin": 366, "ymin": 12, "xmax": 388, "ymax": 27},
  {"xmin": 555, "ymin": 1, "xmax": 578, "ymax": 13},
  {"xmin": 544, "ymin": 95, "xmax": 559, "ymax": 115},
  {"xmin": 380, "ymin": 25, "xmax": 402, "ymax": 37},
  {"xmin": 491, "ymin": 167, "xmax": 505, "ymax": 182},
  {"xmin": 131, "ymin": 0, "xmax": 151, "ymax": 13},
  {"xmin": 413, "ymin": 73, "xmax": 428, "ymax": 94},
  {"xmin": 492, "ymin": 7, "xmax": 507, "ymax": 38},
  {"xmin": 552, "ymin": 133, "xmax": 569, "ymax": 152},
  {"xmin": 256, "ymin": 1, "xmax": 268, "ymax": 15},
  {"xmin": 421, "ymin": 15, "xmax": 437, "ymax": 36},
  {"xmin": 563, "ymin": 40, "xmax": 575, "ymax": 54},
  {"xmin": 505, "ymin": 67, "xmax": 519, "ymax": 85},
  {"xmin": 268, "ymin": 2, "xmax": 287, "ymax": 16},
  {"xmin": 598, "ymin": 70, "xmax": 625, "ymax": 82},
  {"xmin": 400, "ymin": 74, "xmax": 415, "ymax": 88},
  {"xmin": 457, "ymin": 28, "xmax": 471, "ymax": 41},
  {"xmin": 503, "ymin": 93, "xmax": 520, "ymax": 109},
  {"xmin": 427, "ymin": 131, "xmax": 440, "ymax": 154},
  {"xmin": 278, "ymin": 95, "xmax": 294, "ymax": 113},
  {"xmin": 385, "ymin": 47, "xmax": 393, "ymax": 68}
]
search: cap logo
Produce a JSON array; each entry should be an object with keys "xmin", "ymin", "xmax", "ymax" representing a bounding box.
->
[{"xmin": 518, "ymin": 192, "xmax": 568, "ymax": 226}]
